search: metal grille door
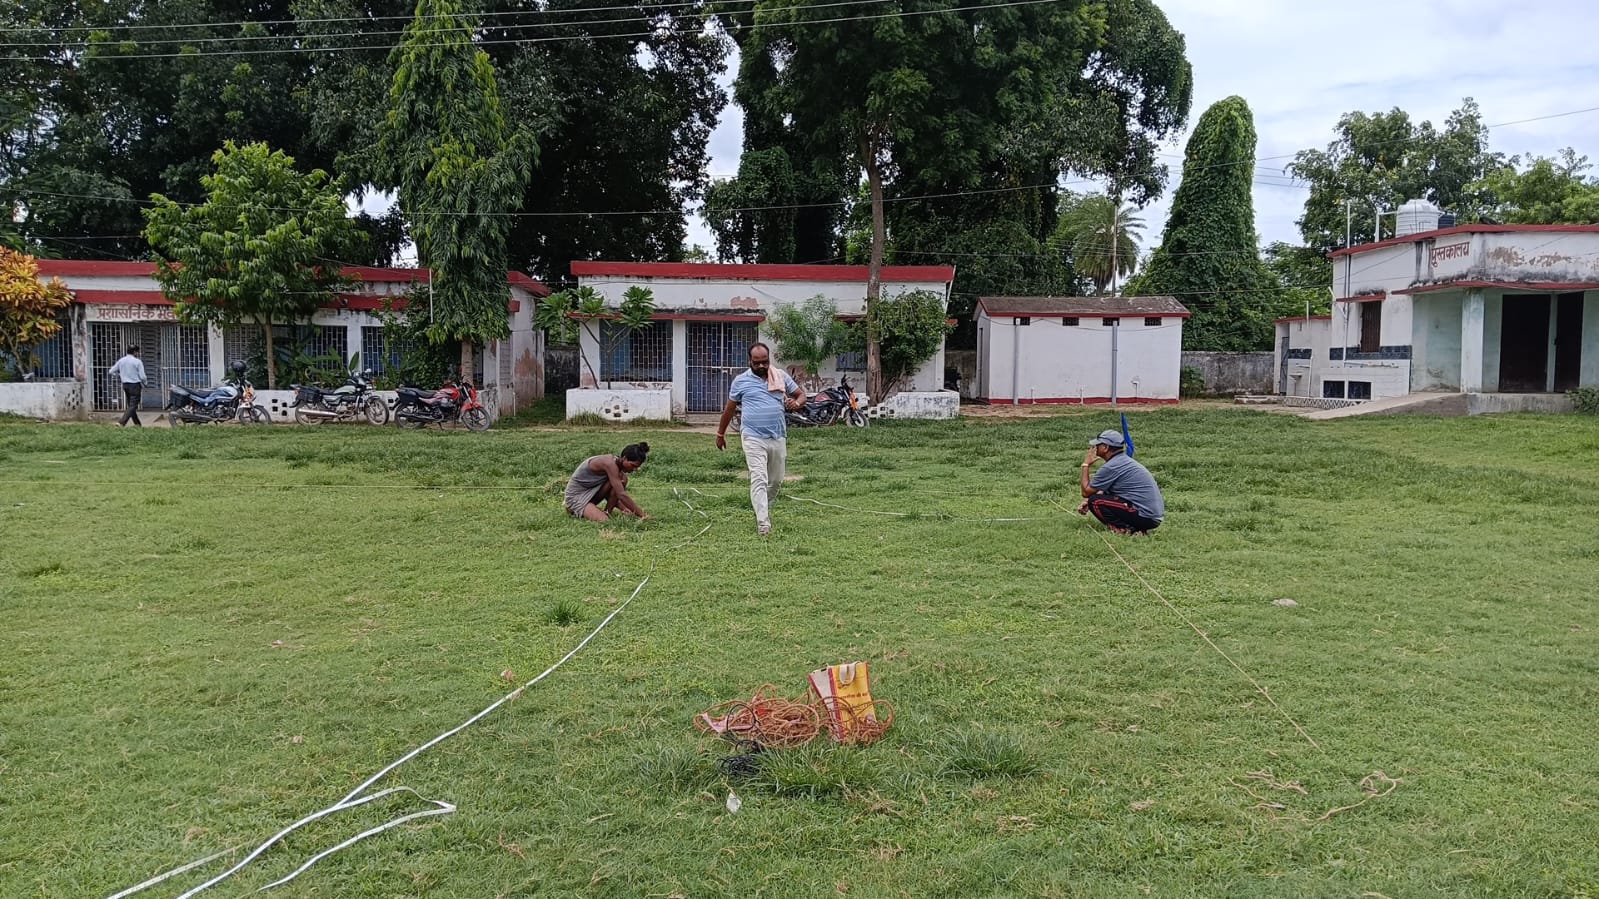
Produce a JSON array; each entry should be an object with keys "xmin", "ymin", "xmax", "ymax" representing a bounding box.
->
[
  {"xmin": 686, "ymin": 322, "xmax": 758, "ymax": 413},
  {"xmin": 92, "ymin": 323, "xmax": 143, "ymax": 410},
  {"xmin": 159, "ymin": 325, "xmax": 212, "ymax": 394}
]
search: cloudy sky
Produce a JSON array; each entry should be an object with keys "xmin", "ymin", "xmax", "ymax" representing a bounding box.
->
[{"xmin": 686, "ymin": 0, "xmax": 1599, "ymax": 258}]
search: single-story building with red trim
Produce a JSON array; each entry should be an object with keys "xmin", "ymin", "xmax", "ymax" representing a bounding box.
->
[
  {"xmin": 567, "ymin": 261, "xmax": 958, "ymax": 419},
  {"xmin": 7, "ymin": 260, "xmax": 549, "ymax": 420},
  {"xmin": 973, "ymin": 295, "xmax": 1190, "ymax": 404},
  {"xmin": 1276, "ymin": 216, "xmax": 1599, "ymax": 405}
]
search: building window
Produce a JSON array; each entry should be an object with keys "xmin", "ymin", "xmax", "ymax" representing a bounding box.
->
[
  {"xmin": 1359, "ymin": 301, "xmax": 1382, "ymax": 353},
  {"xmin": 1348, "ymin": 380, "xmax": 1372, "ymax": 400},
  {"xmin": 1144, "ymin": 317, "xmax": 1163, "ymax": 327},
  {"xmin": 835, "ymin": 349, "xmax": 865, "ymax": 371},
  {"xmin": 224, "ymin": 324, "xmax": 349, "ymax": 371},
  {"xmin": 1102, "ymin": 318, "xmax": 1116, "ymax": 327},
  {"xmin": 360, "ymin": 326, "xmax": 409, "ymax": 377},
  {"xmin": 600, "ymin": 320, "xmax": 672, "ymax": 381},
  {"xmin": 15, "ymin": 312, "xmax": 73, "ymax": 379},
  {"xmin": 1016, "ymin": 317, "xmax": 1031, "ymax": 326},
  {"xmin": 1322, "ymin": 380, "xmax": 1346, "ymax": 399},
  {"xmin": 1062, "ymin": 317, "xmax": 1079, "ymax": 326}
]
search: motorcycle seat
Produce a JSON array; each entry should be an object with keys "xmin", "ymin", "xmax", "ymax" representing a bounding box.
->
[{"xmin": 175, "ymin": 385, "xmax": 222, "ymax": 401}]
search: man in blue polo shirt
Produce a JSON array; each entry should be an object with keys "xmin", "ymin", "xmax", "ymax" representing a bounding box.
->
[
  {"xmin": 716, "ymin": 342, "xmax": 806, "ymax": 536},
  {"xmin": 1077, "ymin": 429, "xmax": 1165, "ymax": 535}
]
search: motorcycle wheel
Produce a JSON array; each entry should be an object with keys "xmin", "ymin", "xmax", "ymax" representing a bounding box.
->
[
  {"xmin": 847, "ymin": 409, "xmax": 869, "ymax": 428},
  {"xmin": 463, "ymin": 408, "xmax": 490, "ymax": 432},
  {"xmin": 396, "ymin": 406, "xmax": 427, "ymax": 429},
  {"xmin": 169, "ymin": 409, "xmax": 186, "ymax": 426},
  {"xmin": 293, "ymin": 404, "xmax": 322, "ymax": 425},
  {"xmin": 243, "ymin": 405, "xmax": 270, "ymax": 424},
  {"xmin": 363, "ymin": 395, "xmax": 389, "ymax": 426}
]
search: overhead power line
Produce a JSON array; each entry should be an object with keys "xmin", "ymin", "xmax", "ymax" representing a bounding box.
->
[{"xmin": 0, "ymin": 0, "xmax": 1072, "ymax": 61}]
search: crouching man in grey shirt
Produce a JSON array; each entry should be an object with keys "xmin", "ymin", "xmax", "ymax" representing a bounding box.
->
[{"xmin": 1077, "ymin": 429, "xmax": 1164, "ymax": 536}]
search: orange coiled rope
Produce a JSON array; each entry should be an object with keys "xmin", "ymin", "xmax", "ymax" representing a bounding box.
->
[{"xmin": 695, "ymin": 685, "xmax": 893, "ymax": 749}]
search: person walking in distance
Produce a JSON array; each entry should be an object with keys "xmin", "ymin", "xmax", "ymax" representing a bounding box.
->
[
  {"xmin": 108, "ymin": 345, "xmax": 147, "ymax": 427},
  {"xmin": 716, "ymin": 342, "xmax": 806, "ymax": 536}
]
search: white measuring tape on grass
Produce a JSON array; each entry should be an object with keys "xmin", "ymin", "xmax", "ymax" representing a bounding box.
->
[{"xmin": 108, "ymin": 488, "xmax": 731, "ymax": 898}]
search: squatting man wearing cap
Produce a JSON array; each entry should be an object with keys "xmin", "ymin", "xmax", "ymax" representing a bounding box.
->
[{"xmin": 1077, "ymin": 429, "xmax": 1165, "ymax": 536}]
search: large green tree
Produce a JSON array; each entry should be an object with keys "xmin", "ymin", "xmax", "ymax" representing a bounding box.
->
[
  {"xmin": 715, "ymin": 0, "xmax": 1190, "ymax": 366},
  {"xmin": 4, "ymin": 0, "xmax": 319, "ymax": 260},
  {"xmin": 142, "ymin": 141, "xmax": 360, "ymax": 387},
  {"xmin": 1471, "ymin": 148, "xmax": 1599, "ymax": 224},
  {"xmin": 375, "ymin": 0, "xmax": 535, "ymax": 379},
  {"xmin": 1127, "ymin": 96, "xmax": 1279, "ymax": 351},
  {"xmin": 1286, "ymin": 99, "xmax": 1501, "ymax": 252},
  {"xmin": 722, "ymin": 0, "xmax": 1190, "ymax": 400}
]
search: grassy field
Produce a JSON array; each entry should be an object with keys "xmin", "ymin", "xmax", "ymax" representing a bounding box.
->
[{"xmin": 2, "ymin": 407, "xmax": 1598, "ymax": 898}]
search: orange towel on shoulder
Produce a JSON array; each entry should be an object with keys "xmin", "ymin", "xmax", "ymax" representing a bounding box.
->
[{"xmin": 766, "ymin": 366, "xmax": 786, "ymax": 392}]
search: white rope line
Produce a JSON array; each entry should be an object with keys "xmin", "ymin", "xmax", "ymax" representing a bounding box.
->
[
  {"xmin": 111, "ymin": 549, "xmax": 679, "ymax": 897},
  {"xmin": 1070, "ymin": 502, "xmax": 1322, "ymax": 752}
]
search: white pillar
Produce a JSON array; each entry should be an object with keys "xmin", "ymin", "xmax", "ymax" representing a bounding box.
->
[
  {"xmin": 671, "ymin": 320, "xmax": 688, "ymax": 415},
  {"xmin": 208, "ymin": 324, "xmax": 226, "ymax": 383},
  {"xmin": 346, "ymin": 320, "xmax": 363, "ymax": 372},
  {"xmin": 1461, "ymin": 289, "xmax": 1485, "ymax": 393}
]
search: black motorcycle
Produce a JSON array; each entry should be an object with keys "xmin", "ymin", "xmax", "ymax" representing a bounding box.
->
[
  {"xmin": 167, "ymin": 361, "xmax": 269, "ymax": 425},
  {"xmin": 784, "ymin": 375, "xmax": 869, "ymax": 428},
  {"xmin": 290, "ymin": 369, "xmax": 389, "ymax": 425}
]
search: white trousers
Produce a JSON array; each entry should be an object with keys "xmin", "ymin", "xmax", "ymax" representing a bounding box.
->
[{"xmin": 741, "ymin": 435, "xmax": 787, "ymax": 526}]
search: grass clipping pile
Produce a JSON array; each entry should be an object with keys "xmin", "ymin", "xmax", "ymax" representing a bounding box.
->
[{"xmin": 695, "ymin": 662, "xmax": 894, "ymax": 769}]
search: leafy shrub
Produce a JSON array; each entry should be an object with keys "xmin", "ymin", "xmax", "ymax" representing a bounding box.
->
[
  {"xmin": 1179, "ymin": 365, "xmax": 1207, "ymax": 398},
  {"xmin": 1570, "ymin": 387, "xmax": 1599, "ymax": 414}
]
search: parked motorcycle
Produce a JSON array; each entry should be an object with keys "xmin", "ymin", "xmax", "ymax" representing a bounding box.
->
[
  {"xmin": 167, "ymin": 361, "xmax": 269, "ymax": 425},
  {"xmin": 393, "ymin": 378, "xmax": 490, "ymax": 431},
  {"xmin": 290, "ymin": 369, "xmax": 389, "ymax": 425},
  {"xmin": 786, "ymin": 375, "xmax": 869, "ymax": 428}
]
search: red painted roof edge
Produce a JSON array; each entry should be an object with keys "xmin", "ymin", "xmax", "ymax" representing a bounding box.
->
[
  {"xmin": 1274, "ymin": 314, "xmax": 1333, "ymax": 324},
  {"xmin": 570, "ymin": 261, "xmax": 956, "ymax": 283},
  {"xmin": 35, "ymin": 260, "xmax": 547, "ymax": 294},
  {"xmin": 1327, "ymin": 223, "xmax": 1599, "ymax": 259},
  {"xmin": 70, "ymin": 289, "xmax": 173, "ymax": 305}
]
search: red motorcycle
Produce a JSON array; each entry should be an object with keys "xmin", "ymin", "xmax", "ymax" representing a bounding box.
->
[{"xmin": 393, "ymin": 379, "xmax": 490, "ymax": 431}]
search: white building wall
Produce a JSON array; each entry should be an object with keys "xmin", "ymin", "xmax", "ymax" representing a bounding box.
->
[
  {"xmin": 575, "ymin": 273, "xmax": 953, "ymax": 407},
  {"xmin": 977, "ymin": 312, "xmax": 1182, "ymax": 403}
]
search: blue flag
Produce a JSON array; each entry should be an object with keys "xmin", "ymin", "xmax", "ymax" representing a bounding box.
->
[{"xmin": 1120, "ymin": 412, "xmax": 1135, "ymax": 458}]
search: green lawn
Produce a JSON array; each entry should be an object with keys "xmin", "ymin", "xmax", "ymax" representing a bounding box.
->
[{"xmin": 2, "ymin": 408, "xmax": 1597, "ymax": 898}]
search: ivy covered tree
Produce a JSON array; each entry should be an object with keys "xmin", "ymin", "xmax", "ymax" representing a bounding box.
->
[
  {"xmin": 1286, "ymin": 99, "xmax": 1501, "ymax": 252},
  {"xmin": 376, "ymin": 0, "xmax": 536, "ymax": 380},
  {"xmin": 1127, "ymin": 96, "xmax": 1279, "ymax": 351},
  {"xmin": 142, "ymin": 141, "xmax": 360, "ymax": 388}
]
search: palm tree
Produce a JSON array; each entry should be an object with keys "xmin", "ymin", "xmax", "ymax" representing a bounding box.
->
[{"xmin": 1054, "ymin": 193, "xmax": 1144, "ymax": 294}]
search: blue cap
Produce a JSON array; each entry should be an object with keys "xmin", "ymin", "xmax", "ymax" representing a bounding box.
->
[{"xmin": 1090, "ymin": 429, "xmax": 1125, "ymax": 448}]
